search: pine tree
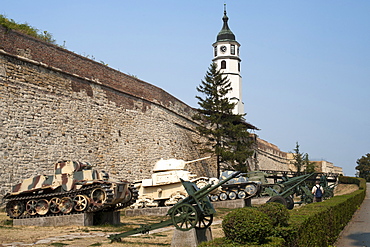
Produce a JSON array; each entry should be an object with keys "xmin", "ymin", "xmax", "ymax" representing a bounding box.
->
[
  {"xmin": 193, "ymin": 63, "xmax": 254, "ymax": 177},
  {"xmin": 291, "ymin": 142, "xmax": 315, "ymax": 174}
]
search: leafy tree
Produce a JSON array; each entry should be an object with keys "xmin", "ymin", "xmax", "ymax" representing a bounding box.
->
[
  {"xmin": 193, "ymin": 63, "xmax": 254, "ymax": 177},
  {"xmin": 355, "ymin": 153, "xmax": 370, "ymax": 182}
]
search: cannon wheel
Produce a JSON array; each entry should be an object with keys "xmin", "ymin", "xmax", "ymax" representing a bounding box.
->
[
  {"xmin": 267, "ymin": 195, "xmax": 287, "ymax": 207},
  {"xmin": 170, "ymin": 204, "xmax": 198, "ymax": 231},
  {"xmin": 196, "ymin": 214, "xmax": 213, "ymax": 229},
  {"xmin": 286, "ymin": 196, "xmax": 294, "ymax": 210}
]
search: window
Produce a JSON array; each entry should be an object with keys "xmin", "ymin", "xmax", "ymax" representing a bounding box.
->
[
  {"xmin": 231, "ymin": 45, "xmax": 235, "ymax": 55},
  {"xmin": 238, "ymin": 62, "xmax": 240, "ymax": 72},
  {"xmin": 214, "ymin": 46, "xmax": 217, "ymax": 57},
  {"xmin": 237, "ymin": 47, "xmax": 240, "ymax": 56},
  {"xmin": 221, "ymin": 60, "xmax": 226, "ymax": 69}
]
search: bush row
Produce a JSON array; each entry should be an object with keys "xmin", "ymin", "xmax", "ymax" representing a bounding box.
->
[{"xmin": 200, "ymin": 177, "xmax": 366, "ymax": 247}]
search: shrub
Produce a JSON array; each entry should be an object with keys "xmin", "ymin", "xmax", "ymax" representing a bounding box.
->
[
  {"xmin": 222, "ymin": 207, "xmax": 273, "ymax": 244},
  {"xmin": 257, "ymin": 202, "xmax": 290, "ymax": 227}
]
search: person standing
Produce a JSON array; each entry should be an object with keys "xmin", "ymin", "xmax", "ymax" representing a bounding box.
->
[{"xmin": 312, "ymin": 181, "xmax": 324, "ymax": 202}]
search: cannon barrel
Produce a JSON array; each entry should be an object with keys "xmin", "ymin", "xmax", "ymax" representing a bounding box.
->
[
  {"xmin": 169, "ymin": 171, "xmax": 242, "ymax": 209},
  {"xmin": 184, "ymin": 156, "xmax": 211, "ymax": 164}
]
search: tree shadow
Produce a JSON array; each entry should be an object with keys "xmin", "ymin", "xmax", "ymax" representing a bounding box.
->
[{"xmin": 344, "ymin": 232, "xmax": 370, "ymax": 246}]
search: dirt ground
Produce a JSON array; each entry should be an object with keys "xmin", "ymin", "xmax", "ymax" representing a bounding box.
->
[
  {"xmin": 0, "ymin": 208, "xmax": 230, "ymax": 247},
  {"xmin": 0, "ymin": 184, "xmax": 359, "ymax": 247}
]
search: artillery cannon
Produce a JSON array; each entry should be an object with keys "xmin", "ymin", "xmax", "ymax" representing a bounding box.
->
[
  {"xmin": 108, "ymin": 171, "xmax": 242, "ymax": 242},
  {"xmin": 265, "ymin": 173, "xmax": 317, "ymax": 209}
]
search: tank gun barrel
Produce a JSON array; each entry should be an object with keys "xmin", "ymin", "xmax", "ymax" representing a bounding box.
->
[{"xmin": 184, "ymin": 156, "xmax": 211, "ymax": 164}]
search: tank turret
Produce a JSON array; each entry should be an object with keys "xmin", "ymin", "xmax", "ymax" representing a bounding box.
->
[{"xmin": 4, "ymin": 161, "xmax": 138, "ymax": 219}]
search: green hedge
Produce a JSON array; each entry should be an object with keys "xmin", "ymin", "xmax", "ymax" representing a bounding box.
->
[
  {"xmin": 275, "ymin": 177, "xmax": 366, "ymax": 247},
  {"xmin": 201, "ymin": 177, "xmax": 366, "ymax": 247}
]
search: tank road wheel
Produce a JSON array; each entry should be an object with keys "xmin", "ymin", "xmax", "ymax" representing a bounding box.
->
[
  {"xmin": 228, "ymin": 191, "xmax": 237, "ymax": 200},
  {"xmin": 209, "ymin": 194, "xmax": 219, "ymax": 202},
  {"xmin": 6, "ymin": 201, "xmax": 25, "ymax": 218},
  {"xmin": 171, "ymin": 204, "xmax": 198, "ymax": 231},
  {"xmin": 35, "ymin": 199, "xmax": 49, "ymax": 215},
  {"xmin": 267, "ymin": 195, "xmax": 287, "ymax": 207},
  {"xmin": 196, "ymin": 214, "xmax": 214, "ymax": 229},
  {"xmin": 73, "ymin": 195, "xmax": 90, "ymax": 212},
  {"xmin": 91, "ymin": 188, "xmax": 107, "ymax": 206},
  {"xmin": 245, "ymin": 184, "xmax": 258, "ymax": 196},
  {"xmin": 25, "ymin": 199, "xmax": 38, "ymax": 216},
  {"xmin": 219, "ymin": 192, "xmax": 228, "ymax": 201},
  {"xmin": 237, "ymin": 190, "xmax": 247, "ymax": 199},
  {"xmin": 49, "ymin": 197, "xmax": 61, "ymax": 214},
  {"xmin": 58, "ymin": 197, "xmax": 74, "ymax": 214}
]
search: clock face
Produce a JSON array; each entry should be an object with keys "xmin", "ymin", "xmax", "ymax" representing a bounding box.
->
[{"xmin": 220, "ymin": 45, "xmax": 227, "ymax": 53}]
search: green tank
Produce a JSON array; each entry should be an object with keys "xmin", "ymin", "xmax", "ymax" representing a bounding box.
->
[{"xmin": 4, "ymin": 160, "xmax": 138, "ymax": 219}]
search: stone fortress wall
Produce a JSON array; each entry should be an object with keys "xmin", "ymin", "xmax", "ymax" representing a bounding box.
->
[{"xmin": 0, "ymin": 26, "xmax": 215, "ymax": 198}]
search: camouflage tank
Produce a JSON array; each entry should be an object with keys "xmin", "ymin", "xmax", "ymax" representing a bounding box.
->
[
  {"xmin": 131, "ymin": 157, "xmax": 218, "ymax": 208},
  {"xmin": 4, "ymin": 161, "xmax": 138, "ymax": 219}
]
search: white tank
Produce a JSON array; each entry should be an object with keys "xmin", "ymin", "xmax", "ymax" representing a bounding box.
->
[{"xmin": 131, "ymin": 157, "xmax": 218, "ymax": 208}]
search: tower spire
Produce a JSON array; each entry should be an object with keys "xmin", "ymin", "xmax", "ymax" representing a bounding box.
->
[{"xmin": 217, "ymin": 4, "xmax": 236, "ymax": 42}]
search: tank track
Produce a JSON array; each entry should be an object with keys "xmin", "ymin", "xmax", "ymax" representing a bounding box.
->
[{"xmin": 5, "ymin": 183, "xmax": 138, "ymax": 219}]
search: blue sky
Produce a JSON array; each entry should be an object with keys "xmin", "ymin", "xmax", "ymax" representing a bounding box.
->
[{"xmin": 2, "ymin": 1, "xmax": 370, "ymax": 176}]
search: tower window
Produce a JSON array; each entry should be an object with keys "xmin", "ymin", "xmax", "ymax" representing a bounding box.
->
[
  {"xmin": 214, "ymin": 46, "xmax": 217, "ymax": 57},
  {"xmin": 231, "ymin": 45, "xmax": 235, "ymax": 55},
  {"xmin": 237, "ymin": 47, "xmax": 240, "ymax": 56},
  {"xmin": 238, "ymin": 62, "xmax": 240, "ymax": 72},
  {"xmin": 221, "ymin": 60, "xmax": 226, "ymax": 69}
]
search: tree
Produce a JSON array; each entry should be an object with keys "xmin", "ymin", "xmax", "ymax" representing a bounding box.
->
[
  {"xmin": 355, "ymin": 153, "xmax": 370, "ymax": 182},
  {"xmin": 291, "ymin": 142, "xmax": 315, "ymax": 174},
  {"xmin": 303, "ymin": 153, "xmax": 316, "ymax": 173},
  {"xmin": 193, "ymin": 63, "xmax": 254, "ymax": 177}
]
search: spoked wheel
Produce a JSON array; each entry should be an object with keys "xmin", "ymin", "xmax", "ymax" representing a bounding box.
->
[
  {"xmin": 36, "ymin": 199, "xmax": 49, "ymax": 215},
  {"xmin": 228, "ymin": 191, "xmax": 237, "ymax": 200},
  {"xmin": 237, "ymin": 190, "xmax": 247, "ymax": 199},
  {"xmin": 58, "ymin": 197, "xmax": 74, "ymax": 214},
  {"xmin": 6, "ymin": 201, "xmax": 25, "ymax": 218},
  {"xmin": 171, "ymin": 204, "xmax": 198, "ymax": 231},
  {"xmin": 219, "ymin": 192, "xmax": 228, "ymax": 201},
  {"xmin": 196, "ymin": 214, "xmax": 213, "ymax": 229},
  {"xmin": 49, "ymin": 197, "xmax": 61, "ymax": 214},
  {"xmin": 73, "ymin": 195, "xmax": 90, "ymax": 212},
  {"xmin": 26, "ymin": 199, "xmax": 38, "ymax": 216},
  {"xmin": 91, "ymin": 188, "xmax": 107, "ymax": 206},
  {"xmin": 245, "ymin": 184, "xmax": 258, "ymax": 196}
]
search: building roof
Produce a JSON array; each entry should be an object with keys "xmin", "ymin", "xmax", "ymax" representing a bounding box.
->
[{"xmin": 216, "ymin": 5, "xmax": 236, "ymax": 42}]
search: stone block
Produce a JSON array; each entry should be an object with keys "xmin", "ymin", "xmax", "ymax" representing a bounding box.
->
[
  {"xmin": 171, "ymin": 227, "xmax": 213, "ymax": 247},
  {"xmin": 13, "ymin": 211, "xmax": 120, "ymax": 227}
]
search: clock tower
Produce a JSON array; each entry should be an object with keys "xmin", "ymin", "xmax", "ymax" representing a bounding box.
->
[{"xmin": 212, "ymin": 5, "xmax": 244, "ymax": 115}]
